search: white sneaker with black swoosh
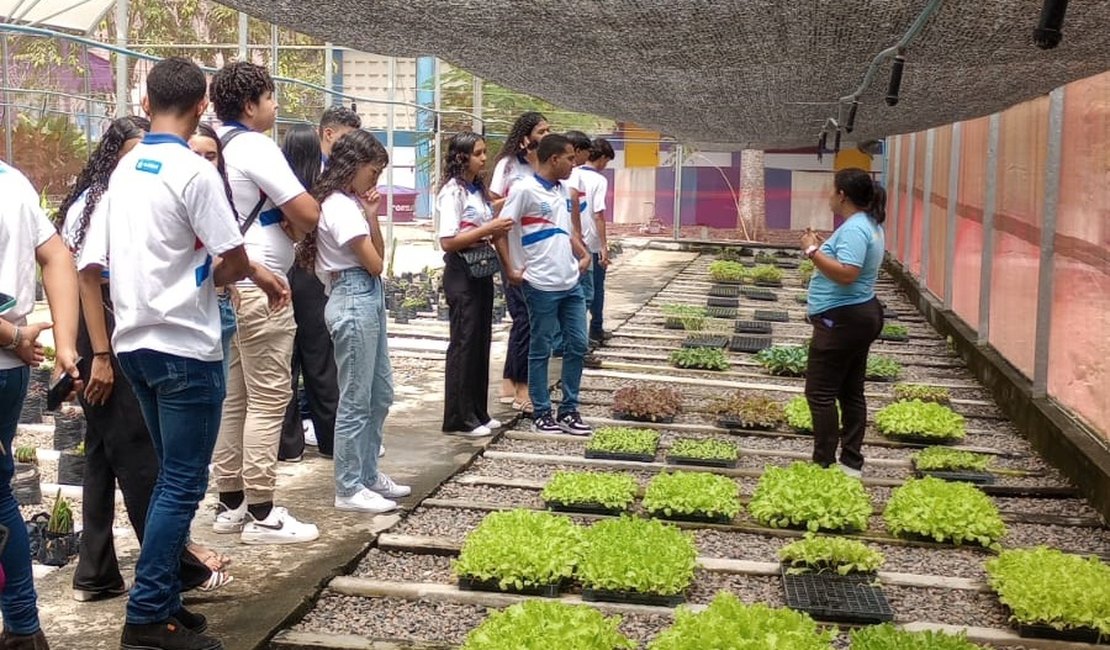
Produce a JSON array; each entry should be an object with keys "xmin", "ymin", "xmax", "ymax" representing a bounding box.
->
[{"xmin": 240, "ymin": 506, "xmax": 319, "ymax": 545}]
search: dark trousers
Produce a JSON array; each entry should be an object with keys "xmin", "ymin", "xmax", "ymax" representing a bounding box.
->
[
  {"xmin": 589, "ymin": 252, "xmax": 607, "ymax": 338},
  {"xmin": 73, "ymin": 295, "xmax": 210, "ymax": 594},
  {"xmin": 502, "ymin": 276, "xmax": 530, "ymax": 384},
  {"xmin": 281, "ymin": 266, "xmax": 339, "ymax": 458},
  {"xmin": 442, "ymin": 252, "xmax": 494, "ymax": 430},
  {"xmin": 805, "ymin": 297, "xmax": 883, "ymax": 471}
]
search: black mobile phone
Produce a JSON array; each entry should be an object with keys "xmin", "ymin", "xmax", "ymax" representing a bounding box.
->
[
  {"xmin": 0, "ymin": 292, "xmax": 16, "ymax": 315},
  {"xmin": 45, "ymin": 359, "xmax": 81, "ymax": 412}
]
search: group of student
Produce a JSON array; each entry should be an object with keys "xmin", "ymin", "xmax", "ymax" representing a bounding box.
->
[{"xmin": 0, "ymin": 53, "xmax": 618, "ymax": 650}]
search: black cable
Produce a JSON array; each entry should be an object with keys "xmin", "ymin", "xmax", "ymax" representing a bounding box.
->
[{"xmin": 1033, "ymin": 0, "xmax": 1068, "ymax": 49}]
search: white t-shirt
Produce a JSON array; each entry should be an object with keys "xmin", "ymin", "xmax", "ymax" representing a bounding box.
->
[
  {"xmin": 217, "ymin": 125, "xmax": 306, "ymax": 283},
  {"xmin": 574, "ymin": 165, "xmax": 609, "ymax": 253},
  {"xmin": 0, "ymin": 162, "xmax": 56, "ymax": 370},
  {"xmin": 436, "ymin": 178, "xmax": 493, "ymax": 239},
  {"xmin": 314, "ymin": 192, "xmax": 371, "ymax": 292},
  {"xmin": 501, "ymin": 174, "xmax": 579, "ymax": 292},
  {"xmin": 78, "ymin": 133, "xmax": 244, "ymax": 362},
  {"xmin": 489, "ymin": 155, "xmax": 532, "ymax": 198}
]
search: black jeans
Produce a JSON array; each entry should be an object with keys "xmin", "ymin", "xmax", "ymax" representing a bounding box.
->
[
  {"xmin": 805, "ymin": 297, "xmax": 883, "ymax": 471},
  {"xmin": 501, "ymin": 275, "xmax": 530, "ymax": 385},
  {"xmin": 281, "ymin": 266, "xmax": 339, "ymax": 458},
  {"xmin": 442, "ymin": 252, "xmax": 494, "ymax": 430},
  {"xmin": 73, "ymin": 290, "xmax": 210, "ymax": 593}
]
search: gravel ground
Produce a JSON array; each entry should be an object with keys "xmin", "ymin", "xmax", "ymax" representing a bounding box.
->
[
  {"xmin": 432, "ymin": 483, "xmax": 544, "ymax": 508},
  {"xmin": 295, "ymin": 594, "xmax": 488, "ymax": 643},
  {"xmin": 354, "ymin": 549, "xmax": 456, "ymax": 583},
  {"xmin": 993, "ymin": 497, "xmax": 1105, "ymax": 521},
  {"xmin": 489, "ymin": 437, "xmax": 587, "ymax": 456},
  {"xmin": 885, "ymin": 584, "xmax": 1008, "ymax": 627},
  {"xmin": 694, "ymin": 529, "xmax": 785, "ymax": 563},
  {"xmin": 873, "ymin": 543, "xmax": 991, "ymax": 581},
  {"xmin": 1003, "ymin": 522, "xmax": 1109, "ymax": 555},
  {"xmin": 687, "ymin": 572, "xmax": 785, "ymax": 607},
  {"xmin": 390, "ymin": 507, "xmax": 490, "ymax": 539}
]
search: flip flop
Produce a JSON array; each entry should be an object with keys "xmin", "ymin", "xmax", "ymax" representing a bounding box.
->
[{"xmin": 196, "ymin": 570, "xmax": 234, "ymax": 592}]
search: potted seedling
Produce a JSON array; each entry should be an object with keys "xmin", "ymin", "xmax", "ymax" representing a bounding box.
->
[
  {"xmin": 865, "ymin": 355, "xmax": 902, "ymax": 381},
  {"xmin": 707, "ymin": 260, "xmax": 747, "ymax": 284},
  {"xmin": 712, "ymin": 392, "xmax": 785, "ymax": 431},
  {"xmin": 585, "ymin": 427, "xmax": 660, "ymax": 462},
  {"xmin": 798, "ymin": 259, "xmax": 816, "ymax": 286},
  {"xmin": 57, "ymin": 441, "xmax": 86, "ymax": 486},
  {"xmin": 750, "ymin": 264, "xmax": 784, "ymax": 288},
  {"xmin": 878, "ymin": 323, "xmax": 909, "ymax": 342},
  {"xmin": 851, "ymin": 623, "xmax": 988, "ymax": 649},
  {"xmin": 578, "ymin": 516, "xmax": 697, "ymax": 607},
  {"xmin": 662, "ymin": 304, "xmax": 706, "ymax": 331},
  {"xmin": 460, "ymin": 600, "xmax": 635, "ymax": 650},
  {"xmin": 912, "ymin": 447, "xmax": 994, "ymax": 484},
  {"xmin": 875, "ymin": 400, "xmax": 965, "ymax": 444},
  {"xmin": 755, "ymin": 345, "xmax": 808, "ymax": 377},
  {"xmin": 778, "ymin": 534, "xmax": 893, "ymax": 624},
  {"xmin": 669, "ymin": 347, "xmax": 729, "ymax": 371},
  {"xmin": 453, "ymin": 509, "xmax": 581, "ymax": 597},
  {"xmin": 40, "ymin": 490, "xmax": 79, "ymax": 566},
  {"xmin": 883, "ymin": 477, "xmax": 1006, "ymax": 549},
  {"xmin": 12, "ymin": 446, "xmax": 42, "ymax": 506},
  {"xmin": 642, "ymin": 471, "xmax": 741, "ymax": 523},
  {"xmin": 750, "ymin": 462, "xmax": 872, "ymax": 533},
  {"xmin": 893, "ymin": 383, "xmax": 951, "ymax": 405},
  {"xmin": 754, "ymin": 251, "xmax": 777, "ymax": 265},
  {"xmin": 666, "ymin": 438, "xmax": 740, "ymax": 468},
  {"xmin": 542, "ymin": 471, "xmax": 638, "ymax": 516},
  {"xmin": 612, "ymin": 384, "xmax": 682, "ymax": 423}
]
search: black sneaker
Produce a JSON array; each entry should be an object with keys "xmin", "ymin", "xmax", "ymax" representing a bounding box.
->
[
  {"xmin": 583, "ymin": 353, "xmax": 603, "ymax": 369},
  {"xmin": 556, "ymin": 412, "xmax": 592, "ymax": 436},
  {"xmin": 601, "ymin": 330, "xmax": 614, "ymax": 341},
  {"xmin": 120, "ymin": 619, "xmax": 223, "ymax": 650},
  {"xmin": 173, "ymin": 607, "xmax": 207, "ymax": 634},
  {"xmin": 531, "ymin": 412, "xmax": 561, "ymax": 434}
]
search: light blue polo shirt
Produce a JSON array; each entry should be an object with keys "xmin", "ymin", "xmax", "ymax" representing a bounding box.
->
[{"xmin": 807, "ymin": 211, "xmax": 885, "ymax": 315}]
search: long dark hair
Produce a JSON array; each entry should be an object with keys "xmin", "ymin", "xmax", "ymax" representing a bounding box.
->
[
  {"xmin": 442, "ymin": 131, "xmax": 486, "ymax": 197},
  {"xmin": 834, "ymin": 168, "xmax": 885, "ymax": 225},
  {"xmin": 298, "ymin": 130, "xmax": 388, "ymax": 269},
  {"xmin": 282, "ymin": 124, "xmax": 322, "ymax": 191},
  {"xmin": 193, "ymin": 122, "xmax": 235, "ymax": 209},
  {"xmin": 495, "ymin": 111, "xmax": 546, "ymax": 162},
  {"xmin": 55, "ymin": 115, "xmax": 149, "ymax": 251}
]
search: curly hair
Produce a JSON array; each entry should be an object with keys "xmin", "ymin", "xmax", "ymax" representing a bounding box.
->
[
  {"xmin": 297, "ymin": 130, "xmax": 388, "ymax": 269},
  {"xmin": 210, "ymin": 61, "xmax": 275, "ymax": 123},
  {"xmin": 441, "ymin": 131, "xmax": 487, "ymax": 197},
  {"xmin": 192, "ymin": 122, "xmax": 235, "ymax": 209},
  {"xmin": 55, "ymin": 115, "xmax": 149, "ymax": 252},
  {"xmin": 495, "ymin": 111, "xmax": 547, "ymax": 162}
]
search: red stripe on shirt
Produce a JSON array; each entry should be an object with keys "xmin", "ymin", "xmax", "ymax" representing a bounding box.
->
[{"xmin": 521, "ymin": 216, "xmax": 555, "ymax": 227}]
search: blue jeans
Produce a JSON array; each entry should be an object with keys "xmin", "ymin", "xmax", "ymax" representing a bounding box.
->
[
  {"xmin": 553, "ymin": 260, "xmax": 592, "ymax": 355},
  {"xmin": 325, "ymin": 268, "xmax": 393, "ymax": 497},
  {"xmin": 117, "ymin": 350, "xmax": 225, "ymax": 624},
  {"xmin": 523, "ymin": 283, "xmax": 587, "ymax": 417},
  {"xmin": 1, "ymin": 366, "xmax": 40, "ymax": 635},
  {"xmin": 218, "ymin": 291, "xmax": 237, "ymax": 378},
  {"xmin": 590, "ymin": 252, "xmax": 607, "ymax": 338}
]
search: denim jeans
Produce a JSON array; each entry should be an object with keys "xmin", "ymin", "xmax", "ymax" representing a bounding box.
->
[
  {"xmin": 553, "ymin": 260, "xmax": 591, "ymax": 355},
  {"xmin": 117, "ymin": 350, "xmax": 225, "ymax": 624},
  {"xmin": 590, "ymin": 252, "xmax": 607, "ymax": 338},
  {"xmin": 1, "ymin": 365, "xmax": 40, "ymax": 635},
  {"xmin": 218, "ymin": 291, "xmax": 237, "ymax": 378},
  {"xmin": 523, "ymin": 283, "xmax": 587, "ymax": 417},
  {"xmin": 325, "ymin": 268, "xmax": 394, "ymax": 497}
]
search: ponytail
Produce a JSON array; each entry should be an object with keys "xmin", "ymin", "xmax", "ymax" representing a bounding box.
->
[{"xmin": 870, "ymin": 183, "xmax": 887, "ymax": 225}]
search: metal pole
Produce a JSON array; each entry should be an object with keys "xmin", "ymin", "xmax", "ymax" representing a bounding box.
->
[
  {"xmin": 902, "ymin": 135, "xmax": 916, "ymax": 266},
  {"xmin": 385, "ymin": 55, "xmax": 395, "ymax": 254},
  {"xmin": 114, "ymin": 0, "xmax": 128, "ymax": 117},
  {"xmin": 977, "ymin": 113, "xmax": 1000, "ymax": 344},
  {"xmin": 238, "ymin": 12, "xmax": 248, "ymax": 60},
  {"xmin": 82, "ymin": 44, "xmax": 93, "ymax": 146},
  {"xmin": 943, "ymin": 122, "xmax": 962, "ymax": 309},
  {"xmin": 672, "ymin": 144, "xmax": 683, "ymax": 240},
  {"xmin": 271, "ymin": 23, "xmax": 279, "ymax": 142},
  {"xmin": 324, "ymin": 41, "xmax": 333, "ymax": 104},
  {"xmin": 2, "ymin": 34, "xmax": 13, "ymax": 163},
  {"xmin": 921, "ymin": 128, "xmax": 935, "ymax": 288},
  {"xmin": 889, "ymin": 136, "xmax": 901, "ymax": 254},
  {"xmin": 1032, "ymin": 88, "xmax": 1065, "ymax": 397},
  {"xmin": 471, "ymin": 73, "xmax": 482, "ymax": 134},
  {"xmin": 432, "ymin": 57, "xmax": 442, "ymax": 250}
]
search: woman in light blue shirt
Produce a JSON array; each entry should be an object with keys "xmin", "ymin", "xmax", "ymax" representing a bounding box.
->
[{"xmin": 800, "ymin": 168, "xmax": 886, "ymax": 477}]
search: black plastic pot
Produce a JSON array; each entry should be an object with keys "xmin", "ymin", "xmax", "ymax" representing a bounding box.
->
[
  {"xmin": 12, "ymin": 463, "xmax": 42, "ymax": 506},
  {"xmin": 57, "ymin": 452, "xmax": 86, "ymax": 486},
  {"xmin": 53, "ymin": 410, "xmax": 85, "ymax": 450},
  {"xmin": 39, "ymin": 531, "xmax": 80, "ymax": 567},
  {"xmin": 19, "ymin": 385, "xmax": 44, "ymax": 425},
  {"xmin": 612, "ymin": 410, "xmax": 674, "ymax": 424},
  {"xmin": 716, "ymin": 415, "xmax": 778, "ymax": 432}
]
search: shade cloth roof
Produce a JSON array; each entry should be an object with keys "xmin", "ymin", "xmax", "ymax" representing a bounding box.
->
[
  {"xmin": 0, "ymin": 0, "xmax": 115, "ymax": 34},
  {"xmin": 234, "ymin": 1, "xmax": 1110, "ymax": 147}
]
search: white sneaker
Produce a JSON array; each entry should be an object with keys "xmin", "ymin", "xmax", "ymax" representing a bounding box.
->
[
  {"xmin": 335, "ymin": 488, "xmax": 397, "ymax": 513},
  {"xmin": 379, "ymin": 442, "xmax": 385, "ymax": 458},
  {"xmin": 446, "ymin": 425, "xmax": 492, "ymax": 438},
  {"xmin": 484, "ymin": 419, "xmax": 502, "ymax": 430},
  {"xmin": 240, "ymin": 506, "xmax": 320, "ymax": 545},
  {"xmin": 213, "ymin": 500, "xmax": 248, "ymax": 534},
  {"xmin": 303, "ymin": 419, "xmax": 318, "ymax": 447},
  {"xmin": 367, "ymin": 472, "xmax": 411, "ymax": 499},
  {"xmin": 838, "ymin": 464, "xmax": 863, "ymax": 479}
]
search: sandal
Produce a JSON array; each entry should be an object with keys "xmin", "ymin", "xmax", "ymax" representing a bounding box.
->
[
  {"xmin": 196, "ymin": 570, "xmax": 234, "ymax": 592},
  {"xmin": 188, "ymin": 543, "xmax": 231, "ymax": 572}
]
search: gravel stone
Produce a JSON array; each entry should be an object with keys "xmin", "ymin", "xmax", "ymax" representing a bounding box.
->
[
  {"xmin": 687, "ymin": 571, "xmax": 785, "ymax": 607},
  {"xmin": 354, "ymin": 549, "xmax": 455, "ymax": 583},
  {"xmin": 873, "ymin": 543, "xmax": 991, "ymax": 581},
  {"xmin": 1003, "ymin": 522, "xmax": 1110, "ymax": 556},
  {"xmin": 883, "ymin": 585, "xmax": 1008, "ymax": 627},
  {"xmin": 694, "ymin": 529, "xmax": 785, "ymax": 563},
  {"xmin": 432, "ymin": 483, "xmax": 544, "ymax": 509},
  {"xmin": 295, "ymin": 594, "xmax": 487, "ymax": 643}
]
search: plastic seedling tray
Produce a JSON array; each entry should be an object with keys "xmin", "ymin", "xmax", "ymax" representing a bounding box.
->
[
  {"xmin": 458, "ymin": 575, "xmax": 562, "ymax": 598},
  {"xmin": 754, "ymin": 309, "xmax": 790, "ymax": 322},
  {"xmin": 649, "ymin": 509, "xmax": 734, "ymax": 525},
  {"xmin": 612, "ymin": 410, "xmax": 675, "ymax": 424},
  {"xmin": 665, "ymin": 454, "xmax": 739, "ymax": 469},
  {"xmin": 775, "ymin": 259, "xmax": 800, "ymax": 269},
  {"xmin": 709, "ymin": 284, "xmax": 741, "ymax": 298},
  {"xmin": 866, "ymin": 374, "xmax": 899, "ymax": 383},
  {"xmin": 706, "ymin": 306, "xmax": 737, "ymax": 319},
  {"xmin": 883, "ymin": 308, "xmax": 899, "ymax": 320},
  {"xmin": 754, "ymin": 279, "xmax": 784, "ymax": 288},
  {"xmin": 729, "ymin": 335, "xmax": 772, "ymax": 353},
  {"xmin": 1001, "ymin": 606, "xmax": 1105, "ymax": 644},
  {"xmin": 912, "ymin": 466, "xmax": 996, "ymax": 485},
  {"xmin": 707, "ymin": 296, "xmax": 740, "ymax": 308},
  {"xmin": 878, "ymin": 332, "xmax": 909, "ymax": 342},
  {"xmin": 664, "ymin": 317, "xmax": 686, "ymax": 330},
  {"xmin": 735, "ymin": 320, "xmax": 773, "ymax": 335},
  {"xmin": 716, "ymin": 415, "xmax": 778, "ymax": 431},
  {"xmin": 545, "ymin": 500, "xmax": 627, "ymax": 517},
  {"xmin": 780, "ymin": 565, "xmax": 894, "ymax": 625},
  {"xmin": 712, "ymin": 277, "xmax": 744, "ymax": 286},
  {"xmin": 585, "ymin": 449, "xmax": 656, "ymax": 463},
  {"xmin": 683, "ymin": 334, "xmax": 728, "ymax": 349},
  {"xmin": 882, "ymin": 432, "xmax": 960, "ymax": 446},
  {"xmin": 582, "ymin": 588, "xmax": 686, "ymax": 608},
  {"xmin": 741, "ymin": 287, "xmax": 778, "ymax": 302}
]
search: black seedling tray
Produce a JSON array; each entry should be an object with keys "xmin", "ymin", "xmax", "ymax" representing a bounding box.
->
[
  {"xmin": 711, "ymin": 278, "xmax": 744, "ymax": 286},
  {"xmin": 754, "ymin": 310, "xmax": 790, "ymax": 322},
  {"xmin": 878, "ymin": 333, "xmax": 909, "ymax": 342},
  {"xmin": 683, "ymin": 335, "xmax": 728, "ymax": 349},
  {"xmin": 866, "ymin": 374, "xmax": 898, "ymax": 383},
  {"xmin": 913, "ymin": 467, "xmax": 996, "ymax": 485},
  {"xmin": 781, "ymin": 566, "xmax": 894, "ymax": 625},
  {"xmin": 754, "ymin": 279, "xmax": 784, "ymax": 288},
  {"xmin": 458, "ymin": 576, "xmax": 562, "ymax": 598},
  {"xmin": 716, "ymin": 415, "xmax": 778, "ymax": 431},
  {"xmin": 665, "ymin": 454, "xmax": 739, "ymax": 469},
  {"xmin": 883, "ymin": 309, "xmax": 899, "ymax": 320},
  {"xmin": 734, "ymin": 320, "xmax": 773, "ymax": 335},
  {"xmin": 709, "ymin": 284, "xmax": 741, "ymax": 298},
  {"xmin": 613, "ymin": 410, "xmax": 674, "ymax": 424},
  {"xmin": 883, "ymin": 432, "xmax": 960, "ymax": 446},
  {"xmin": 1003, "ymin": 605, "xmax": 1106, "ymax": 644},
  {"xmin": 545, "ymin": 500, "xmax": 627, "ymax": 517},
  {"xmin": 582, "ymin": 588, "xmax": 686, "ymax": 608},
  {"xmin": 706, "ymin": 306, "xmax": 737, "ymax": 319},
  {"xmin": 585, "ymin": 449, "xmax": 656, "ymax": 463},
  {"xmin": 741, "ymin": 287, "xmax": 778, "ymax": 302},
  {"xmin": 664, "ymin": 317, "xmax": 686, "ymax": 330},
  {"xmin": 707, "ymin": 296, "xmax": 740, "ymax": 308},
  {"xmin": 650, "ymin": 510, "xmax": 734, "ymax": 525},
  {"xmin": 775, "ymin": 259, "xmax": 800, "ymax": 269},
  {"xmin": 729, "ymin": 335, "xmax": 772, "ymax": 353}
]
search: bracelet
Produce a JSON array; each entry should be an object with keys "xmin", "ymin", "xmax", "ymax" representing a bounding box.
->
[{"xmin": 2, "ymin": 325, "xmax": 22, "ymax": 351}]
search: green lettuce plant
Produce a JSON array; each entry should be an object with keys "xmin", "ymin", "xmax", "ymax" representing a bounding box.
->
[
  {"xmin": 587, "ymin": 427, "xmax": 660, "ymax": 456},
  {"xmin": 912, "ymin": 447, "xmax": 992, "ymax": 472},
  {"xmin": 755, "ymin": 345, "xmax": 808, "ymax": 376},
  {"xmin": 708, "ymin": 260, "xmax": 748, "ymax": 283},
  {"xmin": 851, "ymin": 623, "xmax": 987, "ymax": 650},
  {"xmin": 798, "ymin": 259, "xmax": 816, "ymax": 285},
  {"xmin": 881, "ymin": 323, "xmax": 909, "ymax": 339},
  {"xmin": 755, "ymin": 251, "xmax": 778, "ymax": 265},
  {"xmin": 750, "ymin": 264, "xmax": 784, "ymax": 284},
  {"xmin": 642, "ymin": 471, "xmax": 742, "ymax": 520},
  {"xmin": 749, "ymin": 462, "xmax": 871, "ymax": 533},
  {"xmin": 541, "ymin": 471, "xmax": 638, "ymax": 511},
  {"xmin": 778, "ymin": 533, "xmax": 884, "ymax": 575},
  {"xmin": 985, "ymin": 547, "xmax": 1110, "ymax": 637},
  {"xmin": 668, "ymin": 438, "xmax": 739, "ymax": 462},
  {"xmin": 649, "ymin": 591, "xmax": 836, "ymax": 649},
  {"xmin": 578, "ymin": 516, "xmax": 697, "ymax": 596},
  {"xmin": 711, "ymin": 392, "xmax": 784, "ymax": 429},
  {"xmin": 875, "ymin": 400, "xmax": 966, "ymax": 441},
  {"xmin": 883, "ymin": 477, "xmax": 1006, "ymax": 549},
  {"xmin": 460, "ymin": 600, "xmax": 636, "ymax": 650},
  {"xmin": 669, "ymin": 347, "xmax": 729, "ymax": 371},
  {"xmin": 866, "ymin": 354, "xmax": 902, "ymax": 380},
  {"xmin": 893, "ymin": 383, "xmax": 951, "ymax": 405},
  {"xmin": 452, "ymin": 509, "xmax": 582, "ymax": 589},
  {"xmin": 663, "ymin": 304, "xmax": 707, "ymax": 331}
]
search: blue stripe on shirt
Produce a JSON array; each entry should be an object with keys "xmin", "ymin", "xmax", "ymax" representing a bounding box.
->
[
  {"xmin": 522, "ymin": 228, "xmax": 567, "ymax": 246},
  {"xmin": 259, "ymin": 208, "xmax": 283, "ymax": 226}
]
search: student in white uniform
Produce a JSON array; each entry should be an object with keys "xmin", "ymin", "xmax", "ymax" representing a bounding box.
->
[
  {"xmin": 1, "ymin": 160, "xmax": 81, "ymax": 650},
  {"xmin": 576, "ymin": 138, "xmax": 616, "ymax": 344},
  {"xmin": 437, "ymin": 132, "xmax": 514, "ymax": 436},
  {"xmin": 208, "ymin": 61, "xmax": 321, "ymax": 545},
  {"xmin": 303, "ymin": 129, "xmax": 411, "ymax": 514},
  {"xmin": 76, "ymin": 57, "xmax": 280, "ymax": 650}
]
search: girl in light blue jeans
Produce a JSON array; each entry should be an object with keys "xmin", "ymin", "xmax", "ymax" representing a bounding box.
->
[{"xmin": 301, "ymin": 130, "xmax": 410, "ymax": 514}]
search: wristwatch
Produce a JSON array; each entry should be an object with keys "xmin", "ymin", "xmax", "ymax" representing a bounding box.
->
[{"xmin": 804, "ymin": 245, "xmax": 819, "ymax": 259}]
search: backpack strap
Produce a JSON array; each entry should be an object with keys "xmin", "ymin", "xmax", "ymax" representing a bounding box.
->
[{"xmin": 219, "ymin": 127, "xmax": 268, "ymax": 235}]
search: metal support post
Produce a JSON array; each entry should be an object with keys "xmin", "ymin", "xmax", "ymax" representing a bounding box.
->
[
  {"xmin": 977, "ymin": 113, "xmax": 1001, "ymax": 344},
  {"xmin": 1032, "ymin": 87, "xmax": 1065, "ymax": 397},
  {"xmin": 902, "ymin": 135, "xmax": 916, "ymax": 265},
  {"xmin": 921, "ymin": 128, "xmax": 935, "ymax": 287},
  {"xmin": 238, "ymin": 12, "xmax": 248, "ymax": 60},
  {"xmin": 889, "ymin": 136, "xmax": 901, "ymax": 254},
  {"xmin": 114, "ymin": 0, "xmax": 128, "ymax": 117},
  {"xmin": 385, "ymin": 55, "xmax": 396, "ymax": 255},
  {"xmin": 270, "ymin": 23, "xmax": 279, "ymax": 142},
  {"xmin": 81, "ymin": 44, "xmax": 92, "ymax": 144},
  {"xmin": 471, "ymin": 73, "xmax": 482, "ymax": 134},
  {"xmin": 672, "ymin": 144, "xmax": 683, "ymax": 240},
  {"xmin": 943, "ymin": 122, "xmax": 961, "ymax": 308},
  {"xmin": 2, "ymin": 34, "xmax": 13, "ymax": 163}
]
